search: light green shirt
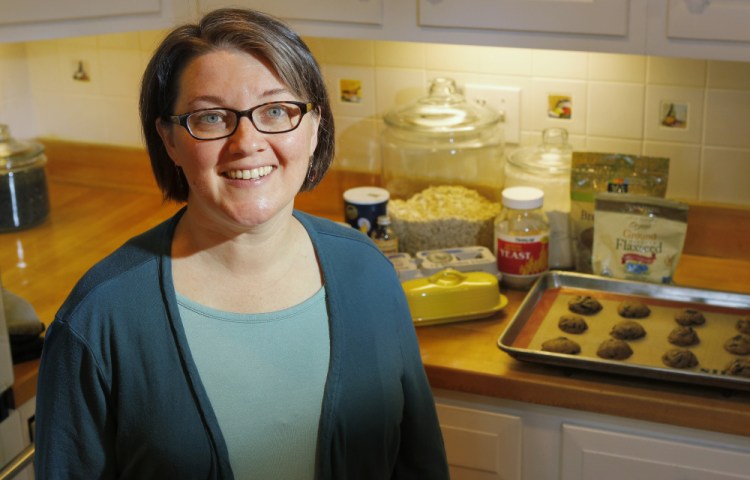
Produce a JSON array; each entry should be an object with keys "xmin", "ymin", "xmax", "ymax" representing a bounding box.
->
[{"xmin": 178, "ymin": 287, "xmax": 329, "ymax": 479}]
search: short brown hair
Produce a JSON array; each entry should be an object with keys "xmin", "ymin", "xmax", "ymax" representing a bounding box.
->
[{"xmin": 139, "ymin": 8, "xmax": 335, "ymax": 202}]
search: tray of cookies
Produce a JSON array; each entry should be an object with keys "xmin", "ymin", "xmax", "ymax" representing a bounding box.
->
[{"xmin": 497, "ymin": 271, "xmax": 750, "ymax": 390}]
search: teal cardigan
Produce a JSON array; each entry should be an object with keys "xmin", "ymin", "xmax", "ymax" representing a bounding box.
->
[{"xmin": 35, "ymin": 209, "xmax": 449, "ymax": 479}]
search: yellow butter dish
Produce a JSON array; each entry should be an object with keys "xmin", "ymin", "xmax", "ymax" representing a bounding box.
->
[{"xmin": 403, "ymin": 268, "xmax": 508, "ymax": 326}]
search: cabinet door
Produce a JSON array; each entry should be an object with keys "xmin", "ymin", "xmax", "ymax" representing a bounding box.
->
[
  {"xmin": 436, "ymin": 403, "xmax": 522, "ymax": 480},
  {"xmin": 197, "ymin": 0, "xmax": 384, "ymax": 25},
  {"xmin": 0, "ymin": 410, "xmax": 32, "ymax": 480},
  {"xmin": 0, "ymin": 0, "xmax": 190, "ymax": 43},
  {"xmin": 561, "ymin": 424, "xmax": 750, "ymax": 480},
  {"xmin": 0, "ymin": 0, "xmax": 161, "ymax": 26},
  {"xmin": 666, "ymin": 0, "xmax": 750, "ymax": 42},
  {"xmin": 418, "ymin": 0, "xmax": 629, "ymax": 36},
  {"xmin": 647, "ymin": 1, "xmax": 750, "ymax": 61}
]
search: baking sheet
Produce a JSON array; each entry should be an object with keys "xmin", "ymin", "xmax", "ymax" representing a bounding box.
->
[{"xmin": 497, "ymin": 271, "xmax": 750, "ymax": 391}]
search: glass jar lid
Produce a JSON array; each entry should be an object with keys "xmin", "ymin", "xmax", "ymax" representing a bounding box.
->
[
  {"xmin": 507, "ymin": 128, "xmax": 572, "ymax": 175},
  {"xmin": 383, "ymin": 77, "xmax": 503, "ymax": 135},
  {"xmin": 0, "ymin": 124, "xmax": 46, "ymax": 171}
]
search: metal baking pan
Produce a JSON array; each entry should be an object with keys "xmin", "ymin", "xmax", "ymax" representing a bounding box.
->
[{"xmin": 497, "ymin": 271, "xmax": 750, "ymax": 391}]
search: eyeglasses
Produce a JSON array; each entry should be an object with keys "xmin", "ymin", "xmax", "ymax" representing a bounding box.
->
[{"xmin": 168, "ymin": 101, "xmax": 314, "ymax": 140}]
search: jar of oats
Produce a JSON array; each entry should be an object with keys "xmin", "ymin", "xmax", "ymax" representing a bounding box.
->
[{"xmin": 494, "ymin": 186, "xmax": 549, "ymax": 289}]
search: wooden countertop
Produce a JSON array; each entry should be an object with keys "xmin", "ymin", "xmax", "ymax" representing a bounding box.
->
[{"xmin": 3, "ymin": 141, "xmax": 750, "ymax": 438}]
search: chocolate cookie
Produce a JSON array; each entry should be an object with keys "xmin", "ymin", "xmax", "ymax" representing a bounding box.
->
[
  {"xmin": 610, "ymin": 320, "xmax": 646, "ymax": 340},
  {"xmin": 596, "ymin": 338, "xmax": 633, "ymax": 360},
  {"xmin": 662, "ymin": 349, "xmax": 698, "ymax": 369},
  {"xmin": 724, "ymin": 358, "xmax": 750, "ymax": 378},
  {"xmin": 668, "ymin": 326, "xmax": 700, "ymax": 347},
  {"xmin": 558, "ymin": 314, "xmax": 588, "ymax": 334},
  {"xmin": 724, "ymin": 334, "xmax": 750, "ymax": 355},
  {"xmin": 541, "ymin": 337, "xmax": 581, "ymax": 355},
  {"xmin": 674, "ymin": 309, "xmax": 706, "ymax": 327},
  {"xmin": 737, "ymin": 317, "xmax": 750, "ymax": 335},
  {"xmin": 617, "ymin": 300, "xmax": 651, "ymax": 319},
  {"xmin": 567, "ymin": 295, "xmax": 603, "ymax": 315}
]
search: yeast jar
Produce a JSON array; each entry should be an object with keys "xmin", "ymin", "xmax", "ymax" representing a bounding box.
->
[
  {"xmin": 0, "ymin": 125, "xmax": 49, "ymax": 232},
  {"xmin": 494, "ymin": 186, "xmax": 550, "ymax": 290},
  {"xmin": 381, "ymin": 78, "xmax": 505, "ymax": 202}
]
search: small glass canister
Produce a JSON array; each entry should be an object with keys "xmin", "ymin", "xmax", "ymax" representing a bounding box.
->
[{"xmin": 504, "ymin": 128, "xmax": 573, "ymax": 269}]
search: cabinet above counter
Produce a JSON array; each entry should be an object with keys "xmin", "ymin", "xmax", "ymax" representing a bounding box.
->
[
  {"xmin": 2, "ymin": 0, "xmax": 750, "ymax": 62},
  {"xmin": 0, "ymin": 0, "xmax": 195, "ymax": 43}
]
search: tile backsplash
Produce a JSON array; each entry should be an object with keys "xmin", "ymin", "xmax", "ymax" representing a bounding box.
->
[{"xmin": 1, "ymin": 32, "xmax": 749, "ymax": 207}]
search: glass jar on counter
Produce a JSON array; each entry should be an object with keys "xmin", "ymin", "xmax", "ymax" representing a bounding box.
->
[
  {"xmin": 381, "ymin": 77, "xmax": 505, "ymax": 202},
  {"xmin": 494, "ymin": 186, "xmax": 549, "ymax": 290},
  {"xmin": 504, "ymin": 128, "xmax": 573, "ymax": 269},
  {"xmin": 0, "ymin": 124, "xmax": 49, "ymax": 232}
]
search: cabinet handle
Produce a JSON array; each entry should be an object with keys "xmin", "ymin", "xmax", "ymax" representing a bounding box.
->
[
  {"xmin": 0, "ymin": 444, "xmax": 34, "ymax": 480},
  {"xmin": 684, "ymin": 0, "xmax": 711, "ymax": 14}
]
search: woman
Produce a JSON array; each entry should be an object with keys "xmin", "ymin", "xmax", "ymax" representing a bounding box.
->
[{"xmin": 34, "ymin": 8, "xmax": 449, "ymax": 480}]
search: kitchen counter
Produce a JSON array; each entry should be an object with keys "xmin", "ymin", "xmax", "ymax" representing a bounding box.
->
[{"xmin": 3, "ymin": 141, "xmax": 750, "ymax": 438}]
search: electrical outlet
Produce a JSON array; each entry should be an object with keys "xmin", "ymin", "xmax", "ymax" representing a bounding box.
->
[{"xmin": 464, "ymin": 84, "xmax": 521, "ymax": 144}]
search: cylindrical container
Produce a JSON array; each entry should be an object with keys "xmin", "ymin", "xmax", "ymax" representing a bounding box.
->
[
  {"xmin": 381, "ymin": 77, "xmax": 505, "ymax": 202},
  {"xmin": 343, "ymin": 186, "xmax": 389, "ymax": 236},
  {"xmin": 494, "ymin": 186, "xmax": 550, "ymax": 290},
  {"xmin": 0, "ymin": 124, "xmax": 49, "ymax": 232},
  {"xmin": 505, "ymin": 128, "xmax": 573, "ymax": 269},
  {"xmin": 370, "ymin": 214, "xmax": 399, "ymax": 254}
]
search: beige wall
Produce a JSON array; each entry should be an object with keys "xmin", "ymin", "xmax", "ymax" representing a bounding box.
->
[{"xmin": 1, "ymin": 31, "xmax": 749, "ymax": 207}]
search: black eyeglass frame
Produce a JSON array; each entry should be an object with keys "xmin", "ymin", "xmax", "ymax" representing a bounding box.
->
[{"xmin": 167, "ymin": 101, "xmax": 315, "ymax": 140}]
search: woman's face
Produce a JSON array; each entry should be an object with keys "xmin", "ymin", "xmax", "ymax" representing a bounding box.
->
[{"xmin": 158, "ymin": 49, "xmax": 319, "ymax": 232}]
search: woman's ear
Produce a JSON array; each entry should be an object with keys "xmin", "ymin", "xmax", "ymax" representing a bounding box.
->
[
  {"xmin": 307, "ymin": 112, "xmax": 321, "ymax": 158},
  {"xmin": 155, "ymin": 118, "xmax": 178, "ymax": 162}
]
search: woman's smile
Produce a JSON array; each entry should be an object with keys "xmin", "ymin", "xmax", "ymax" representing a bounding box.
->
[{"xmin": 223, "ymin": 165, "xmax": 275, "ymax": 180}]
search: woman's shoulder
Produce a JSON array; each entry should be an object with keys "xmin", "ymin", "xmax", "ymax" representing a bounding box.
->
[
  {"xmin": 294, "ymin": 210, "xmax": 381, "ymax": 255},
  {"xmin": 294, "ymin": 210, "xmax": 402, "ymax": 285},
  {"xmin": 57, "ymin": 213, "xmax": 179, "ymax": 322}
]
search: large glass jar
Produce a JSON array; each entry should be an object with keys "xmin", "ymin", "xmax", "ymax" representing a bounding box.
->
[
  {"xmin": 381, "ymin": 78, "xmax": 505, "ymax": 202},
  {"xmin": 505, "ymin": 128, "xmax": 573, "ymax": 269},
  {"xmin": 0, "ymin": 124, "xmax": 49, "ymax": 232}
]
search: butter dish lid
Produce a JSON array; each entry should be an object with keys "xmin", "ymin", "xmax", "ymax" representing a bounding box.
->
[{"xmin": 403, "ymin": 268, "xmax": 508, "ymax": 326}]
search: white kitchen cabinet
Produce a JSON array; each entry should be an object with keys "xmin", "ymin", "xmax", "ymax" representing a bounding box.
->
[
  {"xmin": 197, "ymin": 0, "xmax": 383, "ymax": 26},
  {"xmin": 647, "ymin": 0, "xmax": 750, "ymax": 62},
  {"xmin": 434, "ymin": 390, "xmax": 750, "ymax": 480},
  {"xmin": 1, "ymin": 0, "xmax": 161, "ymax": 26},
  {"xmin": 561, "ymin": 423, "xmax": 750, "ymax": 480},
  {"xmin": 0, "ymin": 410, "xmax": 24, "ymax": 476},
  {"xmin": 15, "ymin": 396, "xmax": 35, "ymax": 480},
  {"xmin": 0, "ymin": 407, "xmax": 32, "ymax": 480},
  {"xmin": 418, "ymin": 0, "xmax": 629, "ymax": 36},
  {"xmin": 3, "ymin": 0, "xmax": 750, "ymax": 63},
  {"xmin": 436, "ymin": 403, "xmax": 522, "ymax": 480},
  {"xmin": 665, "ymin": 0, "xmax": 750, "ymax": 42},
  {"xmin": 415, "ymin": 0, "xmax": 648, "ymax": 54},
  {"xmin": 0, "ymin": 0, "xmax": 194, "ymax": 44}
]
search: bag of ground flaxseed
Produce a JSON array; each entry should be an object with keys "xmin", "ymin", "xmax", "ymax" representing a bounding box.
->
[
  {"xmin": 569, "ymin": 152, "xmax": 669, "ymax": 273},
  {"xmin": 592, "ymin": 193, "xmax": 688, "ymax": 284}
]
